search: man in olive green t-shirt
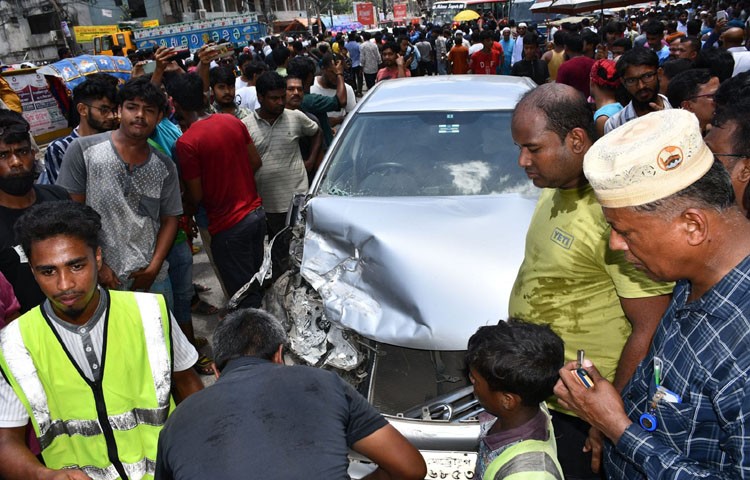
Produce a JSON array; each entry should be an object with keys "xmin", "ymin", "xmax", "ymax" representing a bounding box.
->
[{"xmin": 509, "ymin": 84, "xmax": 674, "ymax": 480}]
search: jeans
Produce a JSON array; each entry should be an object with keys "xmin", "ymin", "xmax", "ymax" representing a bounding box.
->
[
  {"xmin": 364, "ymin": 72, "xmax": 377, "ymax": 90},
  {"xmin": 166, "ymin": 240, "xmax": 193, "ymax": 326},
  {"xmin": 211, "ymin": 207, "xmax": 266, "ymax": 308},
  {"xmin": 266, "ymin": 211, "xmax": 292, "ymax": 281},
  {"xmin": 351, "ymin": 66, "xmax": 363, "ymax": 94},
  {"xmin": 437, "ymin": 59, "xmax": 447, "ymax": 75}
]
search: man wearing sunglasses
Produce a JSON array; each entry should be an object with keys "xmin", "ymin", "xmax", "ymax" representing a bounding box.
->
[
  {"xmin": 41, "ymin": 75, "xmax": 119, "ymax": 185},
  {"xmin": 605, "ymin": 47, "xmax": 672, "ymax": 134}
]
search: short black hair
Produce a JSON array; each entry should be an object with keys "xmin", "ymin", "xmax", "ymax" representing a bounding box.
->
[
  {"xmin": 553, "ymin": 30, "xmax": 567, "ymax": 47},
  {"xmin": 255, "ymin": 71, "xmax": 286, "ymax": 96},
  {"xmin": 686, "ymin": 19, "xmax": 701, "ymax": 36},
  {"xmin": 166, "ymin": 72, "xmax": 205, "ymax": 112},
  {"xmin": 271, "ymin": 46, "xmax": 291, "ymax": 66},
  {"xmin": 615, "ymin": 47, "xmax": 658, "ymax": 78},
  {"xmin": 286, "ymin": 55, "xmax": 316, "ymax": 82},
  {"xmin": 522, "ymin": 32, "xmax": 538, "ymax": 46},
  {"xmin": 118, "ymin": 76, "xmax": 167, "ymax": 113},
  {"xmin": 73, "ymin": 74, "xmax": 119, "ymax": 106},
  {"xmin": 581, "ymin": 30, "xmax": 599, "ymax": 48},
  {"xmin": 642, "ymin": 20, "xmax": 664, "ymax": 36},
  {"xmin": 242, "ymin": 60, "xmax": 268, "ymax": 80},
  {"xmin": 661, "ymin": 58, "xmax": 692, "ymax": 80},
  {"xmin": 209, "ymin": 65, "xmax": 236, "ymax": 88},
  {"xmin": 213, "ymin": 308, "xmax": 288, "ymax": 368},
  {"xmin": 382, "ymin": 41, "xmax": 399, "ymax": 55},
  {"xmin": 515, "ymin": 83, "xmax": 596, "ymax": 143},
  {"xmin": 564, "ymin": 33, "xmax": 583, "ymax": 53},
  {"xmin": 612, "ymin": 37, "xmax": 632, "ymax": 51},
  {"xmin": 714, "ymin": 71, "xmax": 750, "ymax": 113},
  {"xmin": 666, "ymin": 68, "xmax": 713, "ymax": 107},
  {"xmin": 15, "ymin": 201, "xmax": 102, "ymax": 259},
  {"xmin": 694, "ymin": 48, "xmax": 735, "ymax": 83},
  {"xmin": 465, "ymin": 320, "xmax": 564, "ymax": 406},
  {"xmin": 0, "ymin": 110, "xmax": 31, "ymax": 145}
]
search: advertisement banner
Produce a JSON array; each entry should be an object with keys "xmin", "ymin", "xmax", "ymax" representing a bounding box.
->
[
  {"xmin": 2, "ymin": 71, "xmax": 69, "ymax": 142},
  {"xmin": 355, "ymin": 3, "xmax": 375, "ymax": 26},
  {"xmin": 142, "ymin": 19, "xmax": 160, "ymax": 27},
  {"xmin": 72, "ymin": 25, "xmax": 118, "ymax": 42},
  {"xmin": 393, "ymin": 3, "xmax": 408, "ymax": 21}
]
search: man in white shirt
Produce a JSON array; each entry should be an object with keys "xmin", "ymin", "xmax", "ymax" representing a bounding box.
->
[{"xmin": 310, "ymin": 53, "xmax": 356, "ymax": 131}]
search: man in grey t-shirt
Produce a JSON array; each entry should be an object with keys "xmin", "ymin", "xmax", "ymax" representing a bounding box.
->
[{"xmin": 57, "ymin": 77, "xmax": 181, "ymax": 299}]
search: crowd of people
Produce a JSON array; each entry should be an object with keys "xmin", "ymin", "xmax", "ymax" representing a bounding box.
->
[{"xmin": 0, "ymin": 1, "xmax": 748, "ymax": 478}]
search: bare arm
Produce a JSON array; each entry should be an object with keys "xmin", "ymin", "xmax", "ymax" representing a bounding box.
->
[
  {"xmin": 183, "ymin": 177, "xmax": 203, "ymax": 209},
  {"xmin": 613, "ymin": 294, "xmax": 670, "ymax": 391},
  {"xmin": 354, "ymin": 424, "xmax": 427, "ymax": 480},
  {"xmin": 333, "ymin": 60, "xmax": 347, "ymax": 107},
  {"xmin": 395, "ymin": 55, "xmax": 407, "ymax": 78},
  {"xmin": 0, "ymin": 427, "xmax": 92, "ymax": 480},
  {"xmin": 171, "ymin": 368, "xmax": 203, "ymax": 404},
  {"xmin": 129, "ymin": 216, "xmax": 178, "ymax": 291},
  {"xmin": 248, "ymin": 143, "xmax": 262, "ymax": 172},
  {"xmin": 304, "ymin": 130, "xmax": 323, "ymax": 173},
  {"xmin": 150, "ymin": 46, "xmax": 175, "ymax": 87}
]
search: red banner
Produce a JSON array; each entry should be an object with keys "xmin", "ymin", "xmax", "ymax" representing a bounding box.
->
[
  {"xmin": 355, "ymin": 3, "xmax": 375, "ymax": 26},
  {"xmin": 393, "ymin": 3, "xmax": 407, "ymax": 21}
]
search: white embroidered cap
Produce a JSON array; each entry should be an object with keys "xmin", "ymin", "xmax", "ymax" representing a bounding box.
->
[{"xmin": 583, "ymin": 109, "xmax": 714, "ymax": 208}]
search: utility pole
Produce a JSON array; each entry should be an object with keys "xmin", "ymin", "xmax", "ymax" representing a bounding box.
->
[{"xmin": 49, "ymin": 0, "xmax": 78, "ymax": 55}]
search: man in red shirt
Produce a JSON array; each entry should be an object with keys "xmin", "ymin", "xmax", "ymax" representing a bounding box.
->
[
  {"xmin": 470, "ymin": 30, "xmax": 503, "ymax": 75},
  {"xmin": 169, "ymin": 72, "xmax": 266, "ymax": 308},
  {"xmin": 556, "ymin": 33, "xmax": 596, "ymax": 98}
]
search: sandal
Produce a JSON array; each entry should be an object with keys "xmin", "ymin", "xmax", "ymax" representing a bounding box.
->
[
  {"xmin": 193, "ymin": 283, "xmax": 211, "ymax": 293},
  {"xmin": 193, "ymin": 355, "xmax": 214, "ymax": 375},
  {"xmin": 191, "ymin": 299, "xmax": 219, "ymax": 315}
]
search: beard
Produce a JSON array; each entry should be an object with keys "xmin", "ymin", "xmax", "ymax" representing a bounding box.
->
[
  {"xmin": 88, "ymin": 115, "xmax": 118, "ymax": 133},
  {"xmin": 0, "ymin": 171, "xmax": 36, "ymax": 196},
  {"xmin": 631, "ymin": 82, "xmax": 660, "ymax": 110}
]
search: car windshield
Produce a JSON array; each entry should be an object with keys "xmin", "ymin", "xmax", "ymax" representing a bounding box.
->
[{"xmin": 318, "ymin": 111, "xmax": 533, "ymax": 197}]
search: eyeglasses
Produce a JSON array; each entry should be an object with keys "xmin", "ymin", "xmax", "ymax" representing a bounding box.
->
[
  {"xmin": 686, "ymin": 93, "xmax": 715, "ymax": 101},
  {"xmin": 83, "ymin": 103, "xmax": 118, "ymax": 116},
  {"xmin": 622, "ymin": 71, "xmax": 657, "ymax": 87}
]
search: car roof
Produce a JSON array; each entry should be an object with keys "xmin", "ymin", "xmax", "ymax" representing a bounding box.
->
[{"xmin": 357, "ymin": 75, "xmax": 537, "ymax": 114}]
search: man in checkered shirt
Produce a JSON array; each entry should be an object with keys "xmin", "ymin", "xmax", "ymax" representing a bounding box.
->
[{"xmin": 554, "ymin": 109, "xmax": 750, "ymax": 479}]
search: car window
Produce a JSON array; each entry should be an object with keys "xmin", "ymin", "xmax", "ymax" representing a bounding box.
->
[{"xmin": 318, "ymin": 111, "xmax": 534, "ymax": 197}]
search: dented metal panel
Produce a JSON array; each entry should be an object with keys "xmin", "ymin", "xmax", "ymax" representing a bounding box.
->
[{"xmin": 299, "ymin": 194, "xmax": 537, "ymax": 350}]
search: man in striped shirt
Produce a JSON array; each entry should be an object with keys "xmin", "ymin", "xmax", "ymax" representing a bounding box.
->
[
  {"xmin": 40, "ymin": 75, "xmax": 118, "ymax": 184},
  {"xmin": 242, "ymin": 71, "xmax": 319, "ymax": 279}
]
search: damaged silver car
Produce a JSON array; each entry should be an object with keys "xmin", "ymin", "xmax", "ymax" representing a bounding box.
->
[{"xmin": 264, "ymin": 75, "xmax": 539, "ymax": 478}]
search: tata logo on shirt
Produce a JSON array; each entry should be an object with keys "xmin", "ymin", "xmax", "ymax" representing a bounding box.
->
[{"xmin": 551, "ymin": 228, "xmax": 573, "ymax": 249}]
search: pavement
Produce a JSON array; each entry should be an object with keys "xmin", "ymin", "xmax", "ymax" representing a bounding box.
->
[{"xmin": 187, "ymin": 239, "xmax": 224, "ymax": 387}]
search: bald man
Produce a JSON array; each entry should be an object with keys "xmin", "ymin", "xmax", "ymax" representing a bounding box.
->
[{"xmin": 721, "ymin": 27, "xmax": 750, "ymax": 76}]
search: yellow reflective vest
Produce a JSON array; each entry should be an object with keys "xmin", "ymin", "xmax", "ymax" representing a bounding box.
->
[
  {"xmin": 0, "ymin": 290, "xmax": 174, "ymax": 480},
  {"xmin": 482, "ymin": 408, "xmax": 564, "ymax": 480}
]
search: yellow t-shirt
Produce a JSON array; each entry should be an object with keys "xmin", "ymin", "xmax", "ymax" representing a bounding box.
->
[{"xmin": 508, "ymin": 185, "xmax": 674, "ymax": 413}]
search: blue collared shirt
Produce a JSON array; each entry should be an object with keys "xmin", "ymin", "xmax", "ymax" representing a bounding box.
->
[{"xmin": 605, "ymin": 254, "xmax": 750, "ymax": 479}]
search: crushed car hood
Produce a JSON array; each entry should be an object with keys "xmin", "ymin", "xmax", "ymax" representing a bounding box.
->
[{"xmin": 300, "ymin": 195, "xmax": 537, "ymax": 350}]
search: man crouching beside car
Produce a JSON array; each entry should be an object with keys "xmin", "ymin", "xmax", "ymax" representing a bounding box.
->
[{"xmin": 155, "ymin": 308, "xmax": 427, "ymax": 480}]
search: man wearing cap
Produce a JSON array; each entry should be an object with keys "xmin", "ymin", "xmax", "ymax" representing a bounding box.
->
[
  {"xmin": 510, "ymin": 83, "xmax": 673, "ymax": 480},
  {"xmin": 555, "ymin": 109, "xmax": 750, "ymax": 479},
  {"xmin": 511, "ymin": 23, "xmax": 528, "ymax": 65},
  {"xmin": 499, "ymin": 28, "xmax": 514, "ymax": 74}
]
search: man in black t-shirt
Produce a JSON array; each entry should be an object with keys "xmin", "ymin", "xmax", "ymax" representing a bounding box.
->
[
  {"xmin": 156, "ymin": 308, "xmax": 427, "ymax": 480},
  {"xmin": 0, "ymin": 111, "xmax": 68, "ymax": 313},
  {"xmin": 511, "ymin": 33, "xmax": 550, "ymax": 86}
]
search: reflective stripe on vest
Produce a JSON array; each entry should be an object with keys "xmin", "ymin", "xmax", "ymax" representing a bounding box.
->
[
  {"xmin": 0, "ymin": 291, "xmax": 172, "ymax": 480},
  {"xmin": 483, "ymin": 405, "xmax": 564, "ymax": 480},
  {"xmin": 493, "ymin": 450, "xmax": 563, "ymax": 480},
  {"xmin": 76, "ymin": 457, "xmax": 157, "ymax": 480}
]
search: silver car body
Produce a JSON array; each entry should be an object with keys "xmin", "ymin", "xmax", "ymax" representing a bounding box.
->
[{"xmin": 270, "ymin": 75, "xmax": 539, "ymax": 478}]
